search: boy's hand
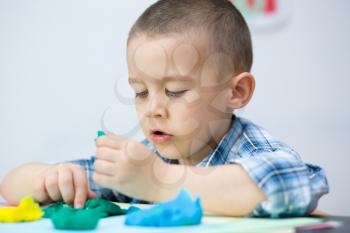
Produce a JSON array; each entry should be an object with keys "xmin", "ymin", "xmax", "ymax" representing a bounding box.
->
[
  {"xmin": 94, "ymin": 133, "xmax": 170, "ymax": 201},
  {"xmin": 33, "ymin": 163, "xmax": 96, "ymax": 208}
]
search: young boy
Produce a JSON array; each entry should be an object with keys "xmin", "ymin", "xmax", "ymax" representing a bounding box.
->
[{"xmin": 0, "ymin": 0, "xmax": 328, "ymax": 217}]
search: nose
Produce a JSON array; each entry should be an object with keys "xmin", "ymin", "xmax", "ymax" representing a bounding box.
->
[{"xmin": 147, "ymin": 92, "xmax": 168, "ymax": 119}]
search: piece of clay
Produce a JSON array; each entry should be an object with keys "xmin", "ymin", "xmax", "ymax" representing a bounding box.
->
[
  {"xmin": 125, "ymin": 189, "xmax": 202, "ymax": 227},
  {"xmin": 44, "ymin": 198, "xmax": 131, "ymax": 230},
  {"xmin": 0, "ymin": 196, "xmax": 43, "ymax": 222}
]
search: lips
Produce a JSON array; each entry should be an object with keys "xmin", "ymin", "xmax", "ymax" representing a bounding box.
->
[{"xmin": 150, "ymin": 129, "xmax": 174, "ymax": 144}]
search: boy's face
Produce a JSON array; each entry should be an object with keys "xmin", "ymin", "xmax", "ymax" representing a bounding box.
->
[{"xmin": 127, "ymin": 34, "xmax": 233, "ymax": 165}]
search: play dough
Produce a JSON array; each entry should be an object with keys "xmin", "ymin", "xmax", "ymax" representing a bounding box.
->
[
  {"xmin": 0, "ymin": 196, "xmax": 44, "ymax": 222},
  {"xmin": 125, "ymin": 189, "xmax": 202, "ymax": 227},
  {"xmin": 43, "ymin": 198, "xmax": 131, "ymax": 230}
]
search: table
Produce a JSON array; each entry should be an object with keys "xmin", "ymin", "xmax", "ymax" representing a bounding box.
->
[
  {"xmin": 296, "ymin": 215, "xmax": 350, "ymax": 233},
  {"xmin": 0, "ymin": 202, "xmax": 349, "ymax": 233}
]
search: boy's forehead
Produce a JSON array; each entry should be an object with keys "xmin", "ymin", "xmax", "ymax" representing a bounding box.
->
[
  {"xmin": 127, "ymin": 34, "xmax": 207, "ymax": 56},
  {"xmin": 127, "ymin": 34, "xmax": 208, "ymax": 81}
]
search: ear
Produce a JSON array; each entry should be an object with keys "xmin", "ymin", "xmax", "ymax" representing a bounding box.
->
[{"xmin": 227, "ymin": 72, "xmax": 255, "ymax": 109}]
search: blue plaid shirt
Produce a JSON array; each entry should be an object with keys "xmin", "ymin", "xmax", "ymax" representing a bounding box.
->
[{"xmin": 69, "ymin": 116, "xmax": 329, "ymax": 217}]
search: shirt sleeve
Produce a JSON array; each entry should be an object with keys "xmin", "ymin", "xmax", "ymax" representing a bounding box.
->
[
  {"xmin": 66, "ymin": 156, "xmax": 133, "ymax": 203},
  {"xmin": 232, "ymin": 150, "xmax": 329, "ymax": 218}
]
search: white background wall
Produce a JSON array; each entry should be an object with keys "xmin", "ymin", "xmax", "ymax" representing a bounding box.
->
[{"xmin": 0, "ymin": 0, "xmax": 349, "ymax": 215}]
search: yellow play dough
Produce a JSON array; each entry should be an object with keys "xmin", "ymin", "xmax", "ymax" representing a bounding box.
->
[{"xmin": 0, "ymin": 196, "xmax": 44, "ymax": 222}]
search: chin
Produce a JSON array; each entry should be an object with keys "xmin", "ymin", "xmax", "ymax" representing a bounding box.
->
[{"xmin": 154, "ymin": 143, "xmax": 185, "ymax": 160}]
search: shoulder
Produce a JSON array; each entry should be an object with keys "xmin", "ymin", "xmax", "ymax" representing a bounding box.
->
[{"xmin": 229, "ymin": 117, "xmax": 300, "ymax": 160}]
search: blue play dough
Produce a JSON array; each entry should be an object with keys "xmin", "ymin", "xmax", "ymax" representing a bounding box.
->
[{"xmin": 124, "ymin": 190, "xmax": 203, "ymax": 227}]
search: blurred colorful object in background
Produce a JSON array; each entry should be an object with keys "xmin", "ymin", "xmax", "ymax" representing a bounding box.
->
[{"xmin": 231, "ymin": 0, "xmax": 290, "ymax": 31}]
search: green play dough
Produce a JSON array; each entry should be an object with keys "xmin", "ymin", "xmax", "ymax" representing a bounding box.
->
[
  {"xmin": 51, "ymin": 208, "xmax": 99, "ymax": 230},
  {"xmin": 43, "ymin": 198, "xmax": 127, "ymax": 230},
  {"xmin": 84, "ymin": 198, "xmax": 126, "ymax": 217},
  {"xmin": 42, "ymin": 202, "xmax": 64, "ymax": 218},
  {"xmin": 97, "ymin": 130, "xmax": 106, "ymax": 138},
  {"xmin": 94, "ymin": 130, "xmax": 106, "ymax": 141}
]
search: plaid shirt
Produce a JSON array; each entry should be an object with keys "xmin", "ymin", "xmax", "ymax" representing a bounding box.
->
[{"xmin": 69, "ymin": 116, "xmax": 329, "ymax": 217}]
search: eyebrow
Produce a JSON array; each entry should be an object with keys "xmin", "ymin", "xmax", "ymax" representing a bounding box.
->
[{"xmin": 128, "ymin": 75, "xmax": 194, "ymax": 84}]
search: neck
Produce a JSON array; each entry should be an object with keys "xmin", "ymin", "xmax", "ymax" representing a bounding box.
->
[{"xmin": 178, "ymin": 116, "xmax": 233, "ymax": 165}]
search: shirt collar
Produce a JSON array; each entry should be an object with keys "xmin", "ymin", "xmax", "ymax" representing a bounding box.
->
[{"xmin": 196, "ymin": 115, "xmax": 243, "ymax": 167}]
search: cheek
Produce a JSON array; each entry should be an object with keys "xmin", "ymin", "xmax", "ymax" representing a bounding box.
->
[
  {"xmin": 135, "ymin": 102, "xmax": 147, "ymax": 121},
  {"xmin": 135, "ymin": 103, "xmax": 149, "ymax": 136},
  {"xmin": 168, "ymin": 101, "xmax": 204, "ymax": 136},
  {"xmin": 209, "ymin": 89, "xmax": 230, "ymax": 113}
]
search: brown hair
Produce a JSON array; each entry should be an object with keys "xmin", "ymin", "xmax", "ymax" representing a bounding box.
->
[{"xmin": 128, "ymin": 0, "xmax": 253, "ymax": 74}]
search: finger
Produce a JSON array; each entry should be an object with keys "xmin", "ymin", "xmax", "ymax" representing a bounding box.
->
[
  {"xmin": 58, "ymin": 166, "xmax": 75, "ymax": 204},
  {"xmin": 94, "ymin": 159, "xmax": 117, "ymax": 176},
  {"xmin": 95, "ymin": 147, "xmax": 122, "ymax": 163},
  {"xmin": 92, "ymin": 172, "xmax": 113, "ymax": 189},
  {"xmin": 88, "ymin": 190, "xmax": 97, "ymax": 199},
  {"xmin": 45, "ymin": 170, "xmax": 62, "ymax": 201},
  {"xmin": 72, "ymin": 166, "xmax": 88, "ymax": 208},
  {"xmin": 33, "ymin": 175, "xmax": 50, "ymax": 204},
  {"xmin": 124, "ymin": 140, "xmax": 154, "ymax": 165},
  {"xmin": 95, "ymin": 134, "xmax": 125, "ymax": 149}
]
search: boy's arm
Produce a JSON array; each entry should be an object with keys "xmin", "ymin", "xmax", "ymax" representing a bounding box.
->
[
  {"xmin": 158, "ymin": 164, "xmax": 266, "ymax": 216},
  {"xmin": 93, "ymin": 135, "xmax": 328, "ymax": 217},
  {"xmin": 0, "ymin": 162, "xmax": 95, "ymax": 207},
  {"xmin": 0, "ymin": 163, "xmax": 52, "ymax": 204},
  {"xmin": 93, "ymin": 136, "xmax": 263, "ymax": 215},
  {"xmin": 155, "ymin": 151, "xmax": 328, "ymax": 217}
]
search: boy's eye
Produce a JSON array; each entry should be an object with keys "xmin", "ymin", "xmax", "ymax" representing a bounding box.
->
[
  {"xmin": 165, "ymin": 89, "xmax": 188, "ymax": 97},
  {"xmin": 135, "ymin": 89, "xmax": 188, "ymax": 98},
  {"xmin": 135, "ymin": 90, "xmax": 148, "ymax": 98}
]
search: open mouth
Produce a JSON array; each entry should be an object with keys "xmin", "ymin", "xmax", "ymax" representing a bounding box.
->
[
  {"xmin": 151, "ymin": 129, "xmax": 173, "ymax": 136},
  {"xmin": 152, "ymin": 130, "xmax": 167, "ymax": 136},
  {"xmin": 150, "ymin": 130, "xmax": 173, "ymax": 143}
]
